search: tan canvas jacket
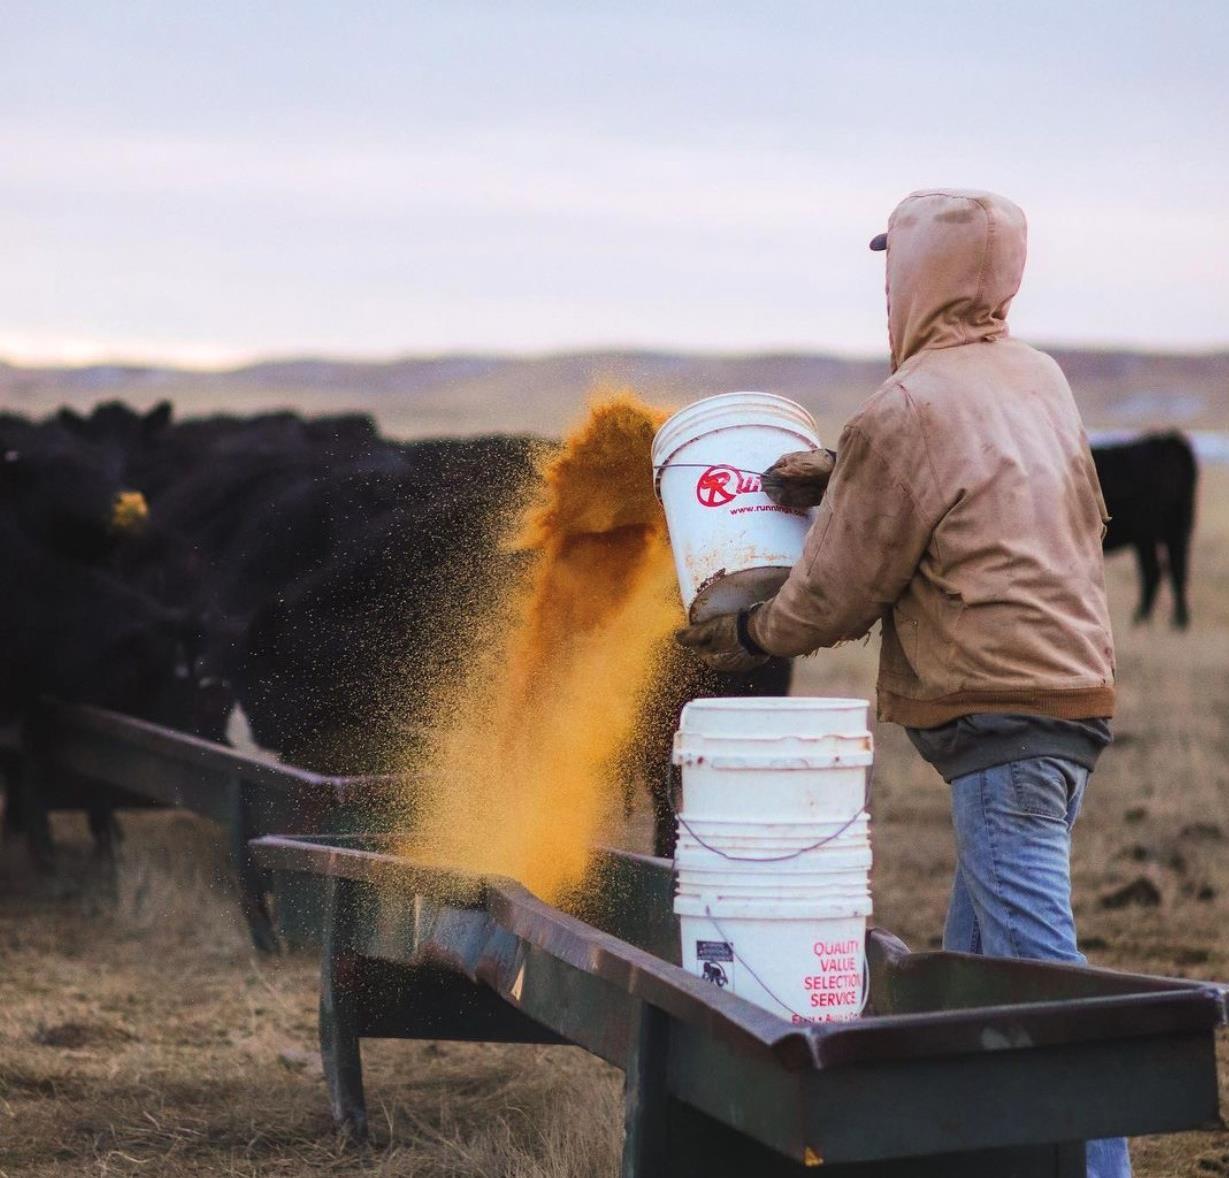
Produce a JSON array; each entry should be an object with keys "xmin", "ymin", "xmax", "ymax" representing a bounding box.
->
[{"xmin": 752, "ymin": 189, "xmax": 1116, "ymax": 727}]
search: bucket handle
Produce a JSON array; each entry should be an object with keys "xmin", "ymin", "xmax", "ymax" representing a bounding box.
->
[
  {"xmin": 701, "ymin": 905, "xmax": 871, "ymax": 1024},
  {"xmin": 671, "ymin": 787, "xmax": 870, "ymax": 864}
]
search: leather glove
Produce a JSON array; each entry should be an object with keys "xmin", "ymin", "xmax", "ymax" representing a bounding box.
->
[
  {"xmin": 761, "ymin": 448, "xmax": 837, "ymax": 509},
  {"xmin": 674, "ymin": 607, "xmax": 770, "ymax": 673}
]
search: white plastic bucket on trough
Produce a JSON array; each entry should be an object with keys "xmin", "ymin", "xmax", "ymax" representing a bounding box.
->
[
  {"xmin": 676, "ymin": 894, "xmax": 871, "ymax": 1024},
  {"xmin": 672, "ymin": 698, "xmax": 871, "ymax": 823},
  {"xmin": 672, "ymin": 697, "xmax": 874, "ymax": 1023},
  {"xmin": 652, "ymin": 391, "xmax": 822, "ymax": 622}
]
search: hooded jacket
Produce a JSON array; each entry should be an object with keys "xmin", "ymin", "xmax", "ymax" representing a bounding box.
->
[{"xmin": 751, "ymin": 189, "xmax": 1116, "ymax": 727}]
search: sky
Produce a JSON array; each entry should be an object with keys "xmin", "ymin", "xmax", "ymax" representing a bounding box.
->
[{"xmin": 2, "ymin": 0, "xmax": 1226, "ymax": 366}]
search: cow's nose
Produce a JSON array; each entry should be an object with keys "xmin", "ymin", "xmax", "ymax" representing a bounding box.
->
[{"xmin": 111, "ymin": 490, "xmax": 149, "ymax": 532}]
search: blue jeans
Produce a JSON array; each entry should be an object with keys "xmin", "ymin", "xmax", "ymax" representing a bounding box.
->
[{"xmin": 946, "ymin": 757, "xmax": 1131, "ymax": 1178}]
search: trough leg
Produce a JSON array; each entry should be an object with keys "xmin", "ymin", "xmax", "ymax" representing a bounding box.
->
[
  {"xmin": 228, "ymin": 778, "xmax": 279, "ymax": 953},
  {"xmin": 319, "ymin": 876, "xmax": 368, "ymax": 1142},
  {"xmin": 622, "ymin": 1002, "xmax": 671, "ymax": 1178}
]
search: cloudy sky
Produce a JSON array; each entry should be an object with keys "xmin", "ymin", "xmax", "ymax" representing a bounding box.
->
[{"xmin": 2, "ymin": 1, "xmax": 1226, "ymax": 365}]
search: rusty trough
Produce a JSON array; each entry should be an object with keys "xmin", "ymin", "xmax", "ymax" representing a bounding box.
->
[
  {"xmin": 16, "ymin": 701, "xmax": 408, "ymax": 950},
  {"xmin": 253, "ymin": 832, "xmax": 1229, "ymax": 1177},
  {"xmin": 13, "ymin": 706, "xmax": 1228, "ymax": 1173}
]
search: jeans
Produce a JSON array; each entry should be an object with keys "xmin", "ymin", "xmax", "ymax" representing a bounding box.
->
[{"xmin": 945, "ymin": 757, "xmax": 1131, "ymax": 1178}]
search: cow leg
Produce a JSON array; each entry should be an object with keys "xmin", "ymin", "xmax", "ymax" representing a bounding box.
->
[
  {"xmin": 1132, "ymin": 541, "xmax": 1161, "ymax": 624},
  {"xmin": 86, "ymin": 805, "xmax": 121, "ymax": 864},
  {"xmin": 1, "ymin": 768, "xmax": 25, "ymax": 839},
  {"xmin": 1165, "ymin": 529, "xmax": 1192, "ymax": 630}
]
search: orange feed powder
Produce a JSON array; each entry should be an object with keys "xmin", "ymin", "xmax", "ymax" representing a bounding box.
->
[{"xmin": 410, "ymin": 393, "xmax": 682, "ymax": 902}]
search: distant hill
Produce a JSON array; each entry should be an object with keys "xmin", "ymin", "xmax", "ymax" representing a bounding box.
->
[{"xmin": 2, "ymin": 346, "xmax": 1225, "ymax": 442}]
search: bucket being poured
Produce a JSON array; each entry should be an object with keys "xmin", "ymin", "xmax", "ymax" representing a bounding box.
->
[
  {"xmin": 672, "ymin": 697, "xmax": 873, "ymax": 1024},
  {"xmin": 652, "ymin": 391, "xmax": 822, "ymax": 622}
]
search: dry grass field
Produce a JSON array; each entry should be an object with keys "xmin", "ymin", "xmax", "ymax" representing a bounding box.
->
[{"xmin": 2, "ymin": 471, "xmax": 1227, "ymax": 1176}]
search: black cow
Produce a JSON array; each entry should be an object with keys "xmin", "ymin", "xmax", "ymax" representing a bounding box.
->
[
  {"xmin": 229, "ymin": 429, "xmax": 793, "ymax": 854},
  {"xmin": 0, "ymin": 415, "xmax": 233, "ymax": 852},
  {"xmin": 2, "ymin": 420, "xmax": 146, "ymax": 563},
  {"xmin": 4, "ymin": 403, "xmax": 794, "ymax": 866},
  {"xmin": 236, "ymin": 434, "xmax": 543, "ymax": 771},
  {"xmin": 1092, "ymin": 433, "xmax": 1198, "ymax": 629},
  {"xmin": 0, "ymin": 410, "xmax": 232, "ymax": 737}
]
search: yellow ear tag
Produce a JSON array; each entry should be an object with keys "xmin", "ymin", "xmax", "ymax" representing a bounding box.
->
[{"xmin": 111, "ymin": 490, "xmax": 150, "ymax": 531}]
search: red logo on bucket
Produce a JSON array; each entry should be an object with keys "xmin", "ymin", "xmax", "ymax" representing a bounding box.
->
[{"xmin": 695, "ymin": 465, "xmax": 761, "ymax": 507}]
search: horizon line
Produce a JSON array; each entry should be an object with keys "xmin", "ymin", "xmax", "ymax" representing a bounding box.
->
[{"xmin": 4, "ymin": 339, "xmax": 1229, "ymax": 377}]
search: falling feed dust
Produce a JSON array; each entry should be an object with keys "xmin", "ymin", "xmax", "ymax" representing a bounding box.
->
[{"xmin": 411, "ymin": 393, "xmax": 682, "ymax": 902}]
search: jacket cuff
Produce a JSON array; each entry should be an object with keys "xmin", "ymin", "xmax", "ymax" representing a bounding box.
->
[{"xmin": 738, "ymin": 606, "xmax": 770, "ymax": 657}]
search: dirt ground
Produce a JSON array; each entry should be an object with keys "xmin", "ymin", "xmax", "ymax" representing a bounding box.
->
[{"xmin": 2, "ymin": 470, "xmax": 1228, "ymax": 1176}]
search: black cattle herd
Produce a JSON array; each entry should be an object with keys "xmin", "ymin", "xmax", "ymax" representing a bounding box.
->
[{"xmin": 0, "ymin": 402, "xmax": 1198, "ymax": 858}]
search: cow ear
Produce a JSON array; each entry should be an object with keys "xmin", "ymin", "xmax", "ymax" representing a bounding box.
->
[
  {"xmin": 56, "ymin": 407, "xmax": 87, "ymax": 433},
  {"xmin": 143, "ymin": 401, "xmax": 173, "ymax": 435}
]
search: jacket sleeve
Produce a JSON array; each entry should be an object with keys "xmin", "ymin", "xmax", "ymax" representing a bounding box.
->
[{"xmin": 751, "ymin": 408, "xmax": 940, "ymax": 658}]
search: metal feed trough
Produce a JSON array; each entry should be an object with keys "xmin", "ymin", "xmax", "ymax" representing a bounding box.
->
[
  {"xmin": 17, "ymin": 701, "xmax": 409, "ymax": 950},
  {"xmin": 16, "ymin": 706, "xmax": 1228, "ymax": 1172},
  {"xmin": 253, "ymin": 832, "xmax": 1228, "ymax": 1177}
]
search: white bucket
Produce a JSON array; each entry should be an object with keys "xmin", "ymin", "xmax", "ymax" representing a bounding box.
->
[
  {"xmin": 652, "ymin": 392, "xmax": 822, "ymax": 622},
  {"xmin": 672, "ymin": 698, "xmax": 871, "ymax": 823},
  {"xmin": 672, "ymin": 697, "xmax": 873, "ymax": 1022},
  {"xmin": 676, "ymin": 894, "xmax": 870, "ymax": 1024}
]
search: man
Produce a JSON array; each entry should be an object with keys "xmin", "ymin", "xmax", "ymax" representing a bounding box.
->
[{"xmin": 676, "ymin": 189, "xmax": 1126, "ymax": 1178}]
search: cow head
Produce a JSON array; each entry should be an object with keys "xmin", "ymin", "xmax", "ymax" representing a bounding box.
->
[
  {"xmin": 0, "ymin": 432, "xmax": 150, "ymax": 561},
  {"xmin": 89, "ymin": 607, "xmax": 238, "ymax": 742}
]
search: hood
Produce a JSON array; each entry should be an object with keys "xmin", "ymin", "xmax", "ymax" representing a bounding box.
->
[{"xmin": 885, "ymin": 189, "xmax": 1027, "ymax": 371}]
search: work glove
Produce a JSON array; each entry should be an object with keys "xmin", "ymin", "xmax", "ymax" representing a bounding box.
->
[
  {"xmin": 761, "ymin": 448, "xmax": 837, "ymax": 509},
  {"xmin": 674, "ymin": 606, "xmax": 770, "ymax": 674}
]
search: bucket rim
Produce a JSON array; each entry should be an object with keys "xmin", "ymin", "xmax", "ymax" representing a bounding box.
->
[
  {"xmin": 676, "ymin": 860, "xmax": 873, "ymax": 872},
  {"xmin": 675, "ymin": 826, "xmax": 871, "ymax": 840},
  {"xmin": 675, "ymin": 876, "xmax": 871, "ymax": 887},
  {"xmin": 676, "ymin": 838, "xmax": 871, "ymax": 848},
  {"xmin": 675, "ymin": 833, "xmax": 871, "ymax": 845},
  {"xmin": 679, "ymin": 696, "xmax": 871, "ymax": 712},
  {"xmin": 674, "ymin": 894, "xmax": 873, "ymax": 918},
  {"xmin": 674, "ymin": 813, "xmax": 870, "ymax": 825},
  {"xmin": 675, "ymin": 891, "xmax": 873, "ymax": 903},
  {"xmin": 651, "ymin": 391, "xmax": 820, "ymax": 496},
  {"xmin": 676, "ymin": 846, "xmax": 871, "ymax": 856}
]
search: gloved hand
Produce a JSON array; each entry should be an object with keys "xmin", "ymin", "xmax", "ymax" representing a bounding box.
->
[
  {"xmin": 674, "ymin": 607, "xmax": 769, "ymax": 673},
  {"xmin": 761, "ymin": 448, "xmax": 837, "ymax": 509}
]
